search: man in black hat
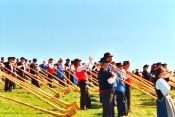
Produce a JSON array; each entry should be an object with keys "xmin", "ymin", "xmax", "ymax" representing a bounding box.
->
[
  {"xmin": 142, "ymin": 64, "xmax": 151, "ymax": 81},
  {"xmin": 64, "ymin": 58, "xmax": 72, "ymax": 83},
  {"xmin": 47, "ymin": 58, "xmax": 56, "ymax": 87},
  {"xmin": 103, "ymin": 52, "xmax": 113, "ymax": 71},
  {"xmin": 0, "ymin": 57, "xmax": 5, "ymax": 71},
  {"xmin": 98, "ymin": 57, "xmax": 116, "ymax": 117},
  {"xmin": 17, "ymin": 57, "xmax": 26, "ymax": 79},
  {"xmin": 30, "ymin": 58, "xmax": 40, "ymax": 88},
  {"xmin": 104, "ymin": 52, "xmax": 113, "ymax": 63},
  {"xmin": 123, "ymin": 60, "xmax": 132, "ymax": 113},
  {"xmin": 114, "ymin": 62, "xmax": 128, "ymax": 117},
  {"xmin": 4, "ymin": 57, "xmax": 16, "ymax": 92},
  {"xmin": 74, "ymin": 57, "xmax": 92, "ymax": 110}
]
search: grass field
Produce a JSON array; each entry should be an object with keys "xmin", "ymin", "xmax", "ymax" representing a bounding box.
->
[{"xmin": 0, "ymin": 85, "xmax": 157, "ymax": 117}]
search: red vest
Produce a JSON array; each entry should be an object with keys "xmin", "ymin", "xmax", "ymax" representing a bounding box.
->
[
  {"xmin": 75, "ymin": 67, "xmax": 87, "ymax": 82},
  {"xmin": 124, "ymin": 69, "xmax": 133, "ymax": 84},
  {"xmin": 47, "ymin": 66, "xmax": 55, "ymax": 74}
]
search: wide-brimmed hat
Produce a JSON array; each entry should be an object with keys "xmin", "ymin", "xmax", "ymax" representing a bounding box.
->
[
  {"xmin": 116, "ymin": 62, "xmax": 122, "ymax": 66},
  {"xmin": 99, "ymin": 57, "xmax": 110, "ymax": 63},
  {"xmin": 8, "ymin": 57, "xmax": 15, "ymax": 60},
  {"xmin": 123, "ymin": 61, "xmax": 130, "ymax": 66},
  {"xmin": 49, "ymin": 58, "xmax": 53, "ymax": 61},
  {"xmin": 33, "ymin": 58, "xmax": 37, "ymax": 62},
  {"xmin": 74, "ymin": 58, "xmax": 81, "ymax": 63},
  {"xmin": 104, "ymin": 52, "xmax": 113, "ymax": 58},
  {"xmin": 20, "ymin": 57, "xmax": 25, "ymax": 60},
  {"xmin": 143, "ymin": 64, "xmax": 149, "ymax": 68}
]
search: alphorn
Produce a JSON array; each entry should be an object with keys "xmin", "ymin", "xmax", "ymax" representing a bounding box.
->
[
  {"xmin": 64, "ymin": 68, "xmax": 99, "ymax": 92},
  {"xmin": 1, "ymin": 67, "xmax": 79, "ymax": 113},
  {"xmin": 0, "ymin": 70, "xmax": 77, "ymax": 116},
  {"xmin": 40, "ymin": 67, "xmax": 79, "ymax": 92},
  {"xmin": 108, "ymin": 64, "xmax": 156, "ymax": 96},
  {"xmin": 16, "ymin": 67, "xmax": 61, "ymax": 98},
  {"xmin": 0, "ymin": 95, "xmax": 68, "ymax": 117},
  {"xmin": 114, "ymin": 66, "xmax": 156, "ymax": 95}
]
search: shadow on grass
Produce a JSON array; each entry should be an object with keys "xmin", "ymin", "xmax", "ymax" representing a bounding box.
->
[
  {"xmin": 91, "ymin": 103, "xmax": 102, "ymax": 109},
  {"xmin": 94, "ymin": 112, "xmax": 102, "ymax": 116}
]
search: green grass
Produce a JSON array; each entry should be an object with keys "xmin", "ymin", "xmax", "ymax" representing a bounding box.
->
[{"xmin": 0, "ymin": 85, "xmax": 157, "ymax": 117}]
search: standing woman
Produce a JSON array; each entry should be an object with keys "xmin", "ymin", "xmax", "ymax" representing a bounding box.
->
[
  {"xmin": 74, "ymin": 57, "xmax": 92, "ymax": 110},
  {"xmin": 98, "ymin": 57, "xmax": 116, "ymax": 117},
  {"xmin": 155, "ymin": 67, "xmax": 175, "ymax": 117}
]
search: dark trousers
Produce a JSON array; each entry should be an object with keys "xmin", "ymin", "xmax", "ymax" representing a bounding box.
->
[
  {"xmin": 100, "ymin": 91, "xmax": 114, "ymax": 117},
  {"xmin": 115, "ymin": 91, "xmax": 128, "ymax": 116},
  {"xmin": 48, "ymin": 74, "xmax": 53, "ymax": 87},
  {"xmin": 4, "ymin": 78, "xmax": 13, "ymax": 92},
  {"xmin": 31, "ymin": 78, "xmax": 40, "ymax": 88},
  {"xmin": 78, "ymin": 80, "xmax": 91, "ymax": 109},
  {"xmin": 125, "ymin": 84, "xmax": 131, "ymax": 113}
]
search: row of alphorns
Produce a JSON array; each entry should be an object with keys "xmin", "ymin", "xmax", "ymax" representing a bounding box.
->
[{"xmin": 0, "ymin": 66, "xmax": 79, "ymax": 117}]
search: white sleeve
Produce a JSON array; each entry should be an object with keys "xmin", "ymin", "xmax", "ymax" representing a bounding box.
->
[
  {"xmin": 156, "ymin": 79, "xmax": 170, "ymax": 96},
  {"xmin": 77, "ymin": 63, "xmax": 90, "ymax": 72},
  {"xmin": 107, "ymin": 73, "xmax": 116, "ymax": 84},
  {"xmin": 48, "ymin": 64, "xmax": 54, "ymax": 69}
]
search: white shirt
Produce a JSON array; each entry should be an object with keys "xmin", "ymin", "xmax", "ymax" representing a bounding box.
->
[
  {"xmin": 48, "ymin": 63, "xmax": 54, "ymax": 69},
  {"xmin": 77, "ymin": 62, "xmax": 90, "ymax": 72},
  {"xmin": 156, "ymin": 78, "xmax": 170, "ymax": 96},
  {"xmin": 107, "ymin": 72, "xmax": 117, "ymax": 84}
]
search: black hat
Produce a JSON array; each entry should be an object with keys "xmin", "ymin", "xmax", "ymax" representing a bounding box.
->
[
  {"xmin": 99, "ymin": 57, "xmax": 110, "ymax": 63},
  {"xmin": 74, "ymin": 58, "xmax": 81, "ymax": 63},
  {"xmin": 143, "ymin": 64, "xmax": 149, "ymax": 68},
  {"xmin": 20, "ymin": 57, "xmax": 25, "ymax": 60},
  {"xmin": 33, "ymin": 58, "xmax": 37, "ymax": 62},
  {"xmin": 123, "ymin": 61, "xmax": 130, "ymax": 66},
  {"xmin": 66, "ymin": 59, "xmax": 70, "ymax": 62},
  {"xmin": 156, "ymin": 62, "xmax": 162, "ymax": 66},
  {"xmin": 162, "ymin": 63, "xmax": 167, "ymax": 66},
  {"xmin": 116, "ymin": 62, "xmax": 122, "ymax": 66},
  {"xmin": 8, "ymin": 57, "xmax": 15, "ymax": 60},
  {"xmin": 49, "ymin": 58, "xmax": 53, "ymax": 61},
  {"xmin": 104, "ymin": 52, "xmax": 113, "ymax": 58},
  {"xmin": 58, "ymin": 58, "xmax": 63, "ymax": 62}
]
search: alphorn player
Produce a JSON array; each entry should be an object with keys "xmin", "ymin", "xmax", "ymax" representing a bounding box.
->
[
  {"xmin": 17, "ymin": 57, "xmax": 26, "ymax": 79},
  {"xmin": 98, "ymin": 57, "xmax": 116, "ymax": 117},
  {"xmin": 47, "ymin": 58, "xmax": 56, "ymax": 87},
  {"xmin": 114, "ymin": 62, "xmax": 128, "ymax": 117},
  {"xmin": 74, "ymin": 57, "xmax": 92, "ymax": 110},
  {"xmin": 154, "ymin": 67, "xmax": 175, "ymax": 117},
  {"xmin": 4, "ymin": 57, "xmax": 16, "ymax": 92},
  {"xmin": 122, "ymin": 60, "xmax": 133, "ymax": 113},
  {"xmin": 30, "ymin": 58, "xmax": 40, "ymax": 88}
]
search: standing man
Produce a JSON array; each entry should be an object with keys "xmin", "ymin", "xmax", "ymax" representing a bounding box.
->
[
  {"xmin": 142, "ymin": 64, "xmax": 151, "ymax": 81},
  {"xmin": 55, "ymin": 58, "xmax": 65, "ymax": 85},
  {"xmin": 123, "ymin": 60, "xmax": 132, "ymax": 113},
  {"xmin": 30, "ymin": 58, "xmax": 40, "ymax": 88},
  {"xmin": 98, "ymin": 57, "xmax": 116, "ymax": 117},
  {"xmin": 74, "ymin": 57, "xmax": 92, "ymax": 110},
  {"xmin": 39, "ymin": 61, "xmax": 47, "ymax": 71},
  {"xmin": 4, "ymin": 57, "xmax": 15, "ymax": 92},
  {"xmin": 47, "ymin": 58, "xmax": 56, "ymax": 87},
  {"xmin": 17, "ymin": 57, "xmax": 26, "ymax": 79},
  {"xmin": 0, "ymin": 57, "xmax": 5, "ymax": 71},
  {"xmin": 114, "ymin": 62, "xmax": 128, "ymax": 117}
]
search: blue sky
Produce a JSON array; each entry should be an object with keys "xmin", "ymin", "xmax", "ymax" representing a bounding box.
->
[{"xmin": 0, "ymin": 0, "xmax": 175, "ymax": 71}]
